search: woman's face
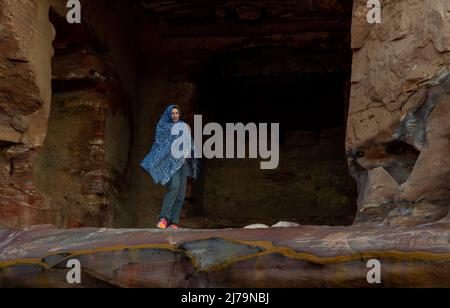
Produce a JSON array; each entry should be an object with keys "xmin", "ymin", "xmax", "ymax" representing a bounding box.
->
[{"xmin": 171, "ymin": 108, "xmax": 180, "ymax": 123}]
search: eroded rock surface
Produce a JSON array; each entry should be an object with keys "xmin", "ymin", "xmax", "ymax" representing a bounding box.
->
[
  {"xmin": 0, "ymin": 0, "xmax": 55, "ymax": 228},
  {"xmin": 1, "ymin": 223, "xmax": 449, "ymax": 287},
  {"xmin": 0, "ymin": 0, "xmax": 134, "ymax": 228},
  {"xmin": 348, "ymin": 0, "xmax": 450, "ymax": 226}
]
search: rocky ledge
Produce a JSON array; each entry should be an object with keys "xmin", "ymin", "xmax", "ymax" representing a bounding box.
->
[{"xmin": 1, "ymin": 220, "xmax": 450, "ymax": 288}]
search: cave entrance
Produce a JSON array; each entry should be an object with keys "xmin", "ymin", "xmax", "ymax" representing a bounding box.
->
[
  {"xmin": 188, "ymin": 46, "xmax": 357, "ymax": 228},
  {"xmin": 127, "ymin": 0, "xmax": 358, "ymax": 228}
]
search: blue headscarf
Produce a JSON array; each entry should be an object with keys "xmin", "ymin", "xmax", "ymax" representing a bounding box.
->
[{"xmin": 140, "ymin": 105, "xmax": 200, "ymax": 185}]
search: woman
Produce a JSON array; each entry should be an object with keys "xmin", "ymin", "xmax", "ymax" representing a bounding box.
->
[{"xmin": 140, "ymin": 105, "xmax": 199, "ymax": 229}]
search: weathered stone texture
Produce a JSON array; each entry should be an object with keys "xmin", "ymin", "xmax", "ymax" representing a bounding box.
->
[
  {"xmin": 347, "ymin": 0, "xmax": 450, "ymax": 225},
  {"xmin": 1, "ymin": 223, "xmax": 449, "ymax": 288},
  {"xmin": 0, "ymin": 0, "xmax": 55, "ymax": 228}
]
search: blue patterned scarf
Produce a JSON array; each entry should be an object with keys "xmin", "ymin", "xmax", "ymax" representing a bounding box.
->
[{"xmin": 140, "ymin": 105, "xmax": 200, "ymax": 185}]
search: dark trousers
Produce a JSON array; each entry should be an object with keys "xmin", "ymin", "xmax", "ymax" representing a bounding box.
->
[{"xmin": 159, "ymin": 163, "xmax": 187, "ymax": 225}]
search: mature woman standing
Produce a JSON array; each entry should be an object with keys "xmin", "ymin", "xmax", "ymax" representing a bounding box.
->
[{"xmin": 140, "ymin": 105, "xmax": 199, "ymax": 229}]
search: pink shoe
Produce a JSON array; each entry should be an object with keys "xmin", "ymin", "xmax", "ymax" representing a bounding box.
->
[
  {"xmin": 157, "ymin": 218, "xmax": 168, "ymax": 229},
  {"xmin": 168, "ymin": 224, "xmax": 179, "ymax": 229}
]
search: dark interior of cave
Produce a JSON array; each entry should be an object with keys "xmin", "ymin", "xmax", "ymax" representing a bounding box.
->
[
  {"xmin": 33, "ymin": 0, "xmax": 357, "ymax": 229},
  {"xmin": 194, "ymin": 47, "xmax": 357, "ymax": 227},
  {"xmin": 199, "ymin": 51, "xmax": 348, "ymax": 137}
]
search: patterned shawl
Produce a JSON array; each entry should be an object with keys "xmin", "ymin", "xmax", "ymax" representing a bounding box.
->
[{"xmin": 140, "ymin": 105, "xmax": 200, "ymax": 185}]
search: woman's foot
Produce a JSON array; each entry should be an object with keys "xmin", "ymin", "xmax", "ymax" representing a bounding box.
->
[
  {"xmin": 168, "ymin": 224, "xmax": 179, "ymax": 229},
  {"xmin": 157, "ymin": 218, "xmax": 168, "ymax": 229}
]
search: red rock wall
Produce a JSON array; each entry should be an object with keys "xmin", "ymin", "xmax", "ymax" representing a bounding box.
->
[
  {"xmin": 347, "ymin": 0, "xmax": 450, "ymax": 226},
  {"xmin": 0, "ymin": 0, "xmax": 55, "ymax": 227},
  {"xmin": 0, "ymin": 1, "xmax": 134, "ymax": 229}
]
